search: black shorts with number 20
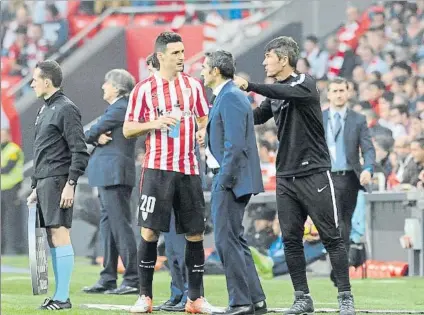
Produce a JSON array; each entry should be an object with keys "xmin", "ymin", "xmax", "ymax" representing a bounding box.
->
[{"xmin": 138, "ymin": 168, "xmax": 206, "ymax": 234}]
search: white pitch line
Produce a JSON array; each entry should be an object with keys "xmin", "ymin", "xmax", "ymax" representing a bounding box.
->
[{"xmin": 1, "ymin": 276, "xmax": 31, "ymax": 281}]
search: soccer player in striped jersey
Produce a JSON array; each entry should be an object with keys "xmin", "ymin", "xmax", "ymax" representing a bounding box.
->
[{"xmin": 124, "ymin": 31, "xmax": 214, "ymax": 314}]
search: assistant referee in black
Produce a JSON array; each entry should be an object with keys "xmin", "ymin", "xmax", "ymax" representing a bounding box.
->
[
  {"xmin": 27, "ymin": 60, "xmax": 89, "ymax": 310},
  {"xmin": 234, "ymin": 37, "xmax": 355, "ymax": 315}
]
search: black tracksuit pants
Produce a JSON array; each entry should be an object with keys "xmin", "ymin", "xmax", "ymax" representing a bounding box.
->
[{"xmin": 276, "ymin": 170, "xmax": 351, "ymax": 293}]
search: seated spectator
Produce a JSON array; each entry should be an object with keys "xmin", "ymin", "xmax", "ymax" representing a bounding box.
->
[
  {"xmin": 368, "ymin": 80, "xmax": 386, "ymax": 115},
  {"xmin": 405, "ymin": 137, "xmax": 424, "ymax": 187},
  {"xmin": 2, "ymin": 3, "xmax": 31, "ymax": 55},
  {"xmin": 8, "ymin": 25, "xmax": 29, "ymax": 77},
  {"xmin": 301, "ymin": 35, "xmax": 328, "ymax": 79},
  {"xmin": 362, "ymin": 109, "xmax": 393, "ymax": 139},
  {"xmin": 0, "ymin": 0, "xmax": 24, "ymax": 42},
  {"xmin": 389, "ymin": 104, "xmax": 408, "ymax": 138},
  {"xmin": 373, "ymin": 134, "xmax": 394, "ymax": 183},
  {"xmin": 30, "ymin": 0, "xmax": 68, "ymax": 24},
  {"xmin": 244, "ymin": 206, "xmax": 277, "ymax": 255},
  {"xmin": 387, "ymin": 136, "xmax": 419, "ymax": 189},
  {"xmin": 43, "ymin": 4, "xmax": 69, "ymax": 53},
  {"xmin": 409, "ymin": 113, "xmax": 423, "ymax": 141},
  {"xmin": 26, "ymin": 23, "xmax": 50, "ymax": 70},
  {"xmin": 296, "ymin": 57, "xmax": 311, "ymax": 76},
  {"xmin": 357, "ymin": 45, "xmax": 389, "ymax": 74},
  {"xmin": 248, "ymin": 216, "xmax": 326, "ymax": 279}
]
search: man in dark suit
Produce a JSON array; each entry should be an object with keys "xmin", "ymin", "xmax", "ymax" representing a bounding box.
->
[
  {"xmin": 82, "ymin": 69, "xmax": 139, "ymax": 295},
  {"xmin": 323, "ymin": 77, "xmax": 376, "ymax": 286},
  {"xmin": 198, "ymin": 50, "xmax": 266, "ymax": 315}
]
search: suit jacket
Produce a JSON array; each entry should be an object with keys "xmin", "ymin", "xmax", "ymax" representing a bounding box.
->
[
  {"xmin": 207, "ymin": 81, "xmax": 264, "ymax": 198},
  {"xmin": 323, "ymin": 108, "xmax": 376, "ymax": 190},
  {"xmin": 85, "ymin": 97, "xmax": 136, "ymax": 187}
]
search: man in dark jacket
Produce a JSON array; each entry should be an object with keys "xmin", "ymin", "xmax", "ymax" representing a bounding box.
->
[
  {"xmin": 82, "ymin": 69, "xmax": 139, "ymax": 295},
  {"xmin": 27, "ymin": 60, "xmax": 89, "ymax": 310},
  {"xmin": 234, "ymin": 36, "xmax": 355, "ymax": 315},
  {"xmin": 322, "ymin": 77, "xmax": 375, "ymax": 286}
]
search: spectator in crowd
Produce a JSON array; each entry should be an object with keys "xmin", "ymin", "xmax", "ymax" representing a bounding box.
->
[
  {"xmin": 301, "ymin": 35, "xmax": 328, "ymax": 79},
  {"xmin": 296, "ymin": 57, "xmax": 311, "ymax": 75},
  {"xmin": 2, "ymin": 3, "xmax": 31, "ymax": 55},
  {"xmin": 389, "ymin": 105, "xmax": 408, "ymax": 138},
  {"xmin": 406, "ymin": 137, "xmax": 424, "ymax": 187},
  {"xmin": 26, "ymin": 23, "xmax": 50, "ymax": 70},
  {"xmin": 8, "ymin": 25, "xmax": 30, "ymax": 77},
  {"xmin": 30, "ymin": 0, "xmax": 68, "ymax": 24},
  {"xmin": 373, "ymin": 134, "xmax": 394, "ymax": 184},
  {"xmin": 43, "ymin": 4, "xmax": 69, "ymax": 53},
  {"xmin": 248, "ymin": 216, "xmax": 326, "ymax": 280}
]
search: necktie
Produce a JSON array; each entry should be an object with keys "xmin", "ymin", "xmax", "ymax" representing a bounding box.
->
[{"xmin": 333, "ymin": 112, "xmax": 342, "ymax": 141}]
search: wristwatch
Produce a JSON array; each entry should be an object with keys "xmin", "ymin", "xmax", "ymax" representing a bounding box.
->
[{"xmin": 67, "ymin": 179, "xmax": 77, "ymax": 186}]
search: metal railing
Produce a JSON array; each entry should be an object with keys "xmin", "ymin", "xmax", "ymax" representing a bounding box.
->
[{"xmin": 8, "ymin": 1, "xmax": 284, "ymax": 98}]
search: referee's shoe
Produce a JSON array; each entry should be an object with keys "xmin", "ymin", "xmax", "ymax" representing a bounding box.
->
[{"xmin": 38, "ymin": 298, "xmax": 72, "ymax": 310}]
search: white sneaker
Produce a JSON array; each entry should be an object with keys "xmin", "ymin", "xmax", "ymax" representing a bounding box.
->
[
  {"xmin": 129, "ymin": 295, "xmax": 153, "ymax": 313},
  {"xmin": 185, "ymin": 297, "xmax": 223, "ymax": 314}
]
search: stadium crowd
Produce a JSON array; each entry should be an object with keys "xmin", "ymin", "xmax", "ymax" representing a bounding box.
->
[
  {"xmin": 0, "ymin": 0, "xmax": 253, "ymax": 79},
  {"xmin": 249, "ymin": 1, "xmax": 424, "ymax": 193}
]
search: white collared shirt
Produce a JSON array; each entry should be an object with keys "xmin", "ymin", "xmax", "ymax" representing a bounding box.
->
[
  {"xmin": 213, "ymin": 79, "xmax": 231, "ymax": 97},
  {"xmin": 109, "ymin": 96, "xmax": 122, "ymax": 105},
  {"xmin": 205, "ymin": 80, "xmax": 231, "ymax": 169}
]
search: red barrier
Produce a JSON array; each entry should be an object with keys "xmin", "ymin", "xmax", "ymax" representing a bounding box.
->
[
  {"xmin": 126, "ymin": 25, "xmax": 205, "ymax": 82},
  {"xmin": 349, "ymin": 260, "xmax": 408, "ymax": 279}
]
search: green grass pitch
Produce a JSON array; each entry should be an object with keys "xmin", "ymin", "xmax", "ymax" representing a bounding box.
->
[{"xmin": 1, "ymin": 256, "xmax": 424, "ymax": 315}]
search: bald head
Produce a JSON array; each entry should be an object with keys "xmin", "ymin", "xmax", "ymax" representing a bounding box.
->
[
  {"xmin": 346, "ymin": 6, "xmax": 359, "ymax": 23},
  {"xmin": 394, "ymin": 136, "xmax": 410, "ymax": 159}
]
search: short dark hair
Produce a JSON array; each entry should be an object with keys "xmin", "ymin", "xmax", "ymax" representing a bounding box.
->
[
  {"xmin": 371, "ymin": 71, "xmax": 382, "ymax": 81},
  {"xmin": 391, "ymin": 104, "xmax": 409, "ymax": 116},
  {"xmin": 146, "ymin": 53, "xmax": 160, "ymax": 70},
  {"xmin": 391, "ymin": 61, "xmax": 412, "ymax": 75},
  {"xmin": 305, "ymin": 35, "xmax": 318, "ymax": 44},
  {"xmin": 155, "ymin": 31, "xmax": 182, "ymax": 53},
  {"xmin": 258, "ymin": 139, "xmax": 272, "ymax": 152},
  {"xmin": 205, "ymin": 50, "xmax": 235, "ymax": 80},
  {"xmin": 382, "ymin": 90, "xmax": 394, "ymax": 102},
  {"xmin": 328, "ymin": 76, "xmax": 349, "ymax": 90},
  {"xmin": 16, "ymin": 25, "xmax": 27, "ymax": 35},
  {"xmin": 265, "ymin": 36, "xmax": 299, "ymax": 68},
  {"xmin": 36, "ymin": 60, "xmax": 63, "ymax": 88},
  {"xmin": 370, "ymin": 80, "xmax": 386, "ymax": 91}
]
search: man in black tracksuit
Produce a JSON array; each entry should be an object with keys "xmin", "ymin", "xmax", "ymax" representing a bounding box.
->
[
  {"xmin": 234, "ymin": 36, "xmax": 355, "ymax": 315},
  {"xmin": 27, "ymin": 60, "xmax": 89, "ymax": 310}
]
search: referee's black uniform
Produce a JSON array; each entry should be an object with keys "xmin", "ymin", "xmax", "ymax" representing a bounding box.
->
[
  {"xmin": 246, "ymin": 72, "xmax": 351, "ymax": 294},
  {"xmin": 32, "ymin": 90, "xmax": 89, "ymax": 228}
]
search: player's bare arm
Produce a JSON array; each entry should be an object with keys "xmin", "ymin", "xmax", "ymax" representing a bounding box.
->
[
  {"xmin": 123, "ymin": 116, "xmax": 178, "ymax": 139},
  {"xmin": 195, "ymin": 116, "xmax": 208, "ymax": 146}
]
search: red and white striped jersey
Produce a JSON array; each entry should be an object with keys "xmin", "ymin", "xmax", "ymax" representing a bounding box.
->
[{"xmin": 125, "ymin": 71, "xmax": 209, "ymax": 175}]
